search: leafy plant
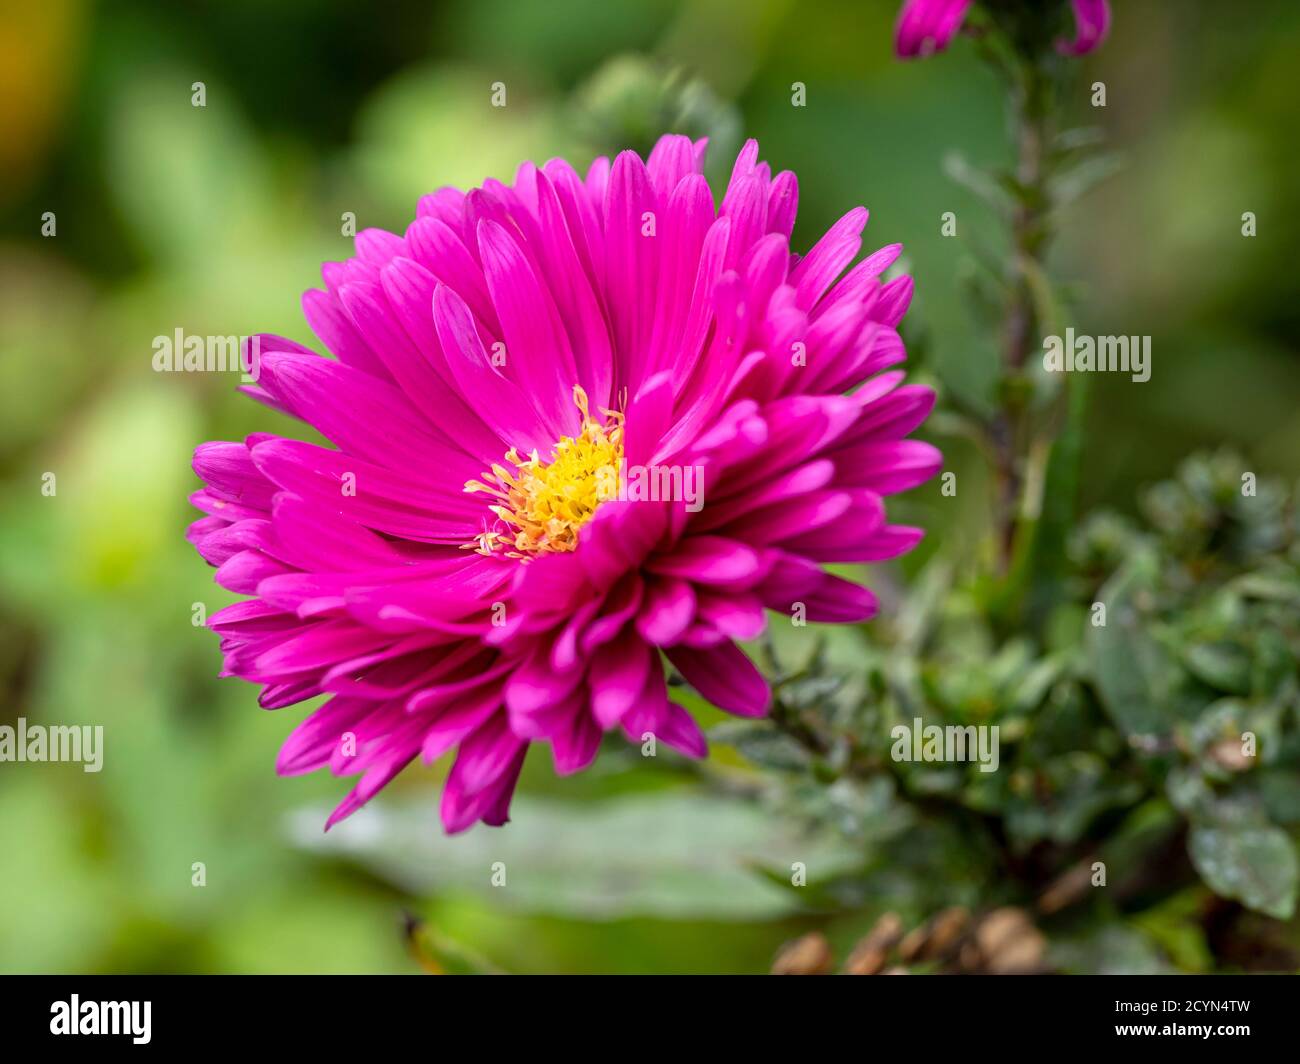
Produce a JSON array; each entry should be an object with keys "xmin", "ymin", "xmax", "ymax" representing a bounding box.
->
[{"xmin": 709, "ymin": 453, "xmax": 1300, "ymax": 969}]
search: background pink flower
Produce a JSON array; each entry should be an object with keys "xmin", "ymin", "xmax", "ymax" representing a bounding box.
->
[{"xmin": 895, "ymin": 0, "xmax": 1111, "ymax": 58}]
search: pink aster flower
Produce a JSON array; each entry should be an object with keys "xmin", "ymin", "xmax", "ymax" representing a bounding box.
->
[
  {"xmin": 894, "ymin": 0, "xmax": 1111, "ymax": 58},
  {"xmin": 188, "ymin": 135, "xmax": 940, "ymax": 833}
]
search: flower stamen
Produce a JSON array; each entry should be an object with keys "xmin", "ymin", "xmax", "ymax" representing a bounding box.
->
[{"xmin": 465, "ymin": 386, "xmax": 623, "ymax": 559}]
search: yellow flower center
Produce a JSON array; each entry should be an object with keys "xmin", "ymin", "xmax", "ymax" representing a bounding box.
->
[{"xmin": 465, "ymin": 387, "xmax": 623, "ymax": 559}]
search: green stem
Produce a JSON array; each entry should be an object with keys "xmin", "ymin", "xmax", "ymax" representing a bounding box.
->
[{"xmin": 993, "ymin": 54, "xmax": 1054, "ymax": 573}]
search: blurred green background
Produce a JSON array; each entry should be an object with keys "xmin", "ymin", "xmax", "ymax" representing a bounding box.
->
[{"xmin": 1, "ymin": 0, "xmax": 1298, "ymax": 973}]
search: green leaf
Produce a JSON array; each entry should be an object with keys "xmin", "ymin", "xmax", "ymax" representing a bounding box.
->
[
  {"xmin": 1188, "ymin": 820, "xmax": 1298, "ymax": 919},
  {"xmin": 1166, "ymin": 766, "xmax": 1214, "ymax": 818},
  {"xmin": 1051, "ymin": 125, "xmax": 1108, "ymax": 158},
  {"xmin": 1008, "ymin": 656, "xmax": 1066, "ymax": 715},
  {"xmin": 942, "ymin": 151, "xmax": 1013, "ymax": 214},
  {"xmin": 1250, "ymin": 626, "xmax": 1297, "ymax": 697},
  {"xmin": 290, "ymin": 790, "xmax": 859, "ymax": 920},
  {"xmin": 1128, "ymin": 888, "xmax": 1215, "ymax": 973},
  {"xmin": 1257, "ymin": 770, "xmax": 1300, "ymax": 824},
  {"xmin": 709, "ymin": 722, "xmax": 812, "ymax": 772},
  {"xmin": 1086, "ymin": 550, "xmax": 1182, "ymax": 736},
  {"xmin": 1231, "ymin": 568, "xmax": 1300, "ymax": 606},
  {"xmin": 1050, "ymin": 924, "xmax": 1172, "ymax": 975},
  {"xmin": 1182, "ymin": 641, "xmax": 1252, "ymax": 695},
  {"xmin": 1003, "ymin": 753, "xmax": 1143, "ymax": 847},
  {"xmin": 1049, "ymin": 150, "xmax": 1124, "ymax": 207}
]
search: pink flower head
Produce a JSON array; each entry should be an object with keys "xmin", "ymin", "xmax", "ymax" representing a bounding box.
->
[
  {"xmin": 188, "ymin": 136, "xmax": 940, "ymax": 833},
  {"xmin": 1055, "ymin": 0, "xmax": 1110, "ymax": 56},
  {"xmin": 895, "ymin": 0, "xmax": 1110, "ymax": 58}
]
